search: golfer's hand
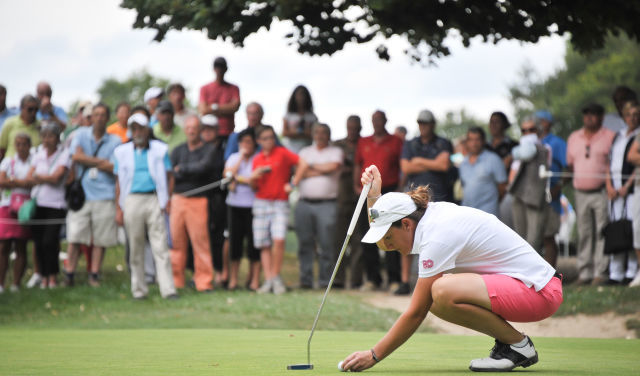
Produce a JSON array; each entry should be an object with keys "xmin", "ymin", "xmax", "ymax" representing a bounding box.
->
[
  {"xmin": 361, "ymin": 165, "xmax": 382, "ymax": 198},
  {"xmin": 342, "ymin": 350, "xmax": 377, "ymax": 372}
]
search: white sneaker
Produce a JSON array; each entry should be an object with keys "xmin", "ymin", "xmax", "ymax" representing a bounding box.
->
[
  {"xmin": 629, "ymin": 273, "xmax": 640, "ymax": 288},
  {"xmin": 0, "ymin": 285, "xmax": 4, "ymax": 294},
  {"xmin": 272, "ymin": 276, "xmax": 287, "ymax": 295},
  {"xmin": 469, "ymin": 336, "xmax": 538, "ymax": 372},
  {"xmin": 257, "ymin": 279, "xmax": 273, "ymax": 294},
  {"xmin": 26, "ymin": 273, "xmax": 42, "ymax": 289},
  {"xmin": 9, "ymin": 285, "xmax": 19, "ymax": 293}
]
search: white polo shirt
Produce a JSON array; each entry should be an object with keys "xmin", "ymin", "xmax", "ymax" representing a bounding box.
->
[{"xmin": 412, "ymin": 202, "xmax": 555, "ymax": 291}]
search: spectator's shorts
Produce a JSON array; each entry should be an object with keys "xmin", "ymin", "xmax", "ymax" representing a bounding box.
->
[
  {"xmin": 482, "ymin": 273, "xmax": 563, "ymax": 323},
  {"xmin": 0, "ymin": 206, "xmax": 30, "ymax": 240},
  {"xmin": 252, "ymin": 199, "xmax": 289, "ymax": 249},
  {"xmin": 543, "ymin": 204, "xmax": 561, "ymax": 238},
  {"xmin": 66, "ymin": 200, "xmax": 118, "ymax": 247},
  {"xmin": 634, "ymin": 192, "xmax": 640, "ymax": 249}
]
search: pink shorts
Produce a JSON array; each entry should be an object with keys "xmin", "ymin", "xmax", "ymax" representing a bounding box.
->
[
  {"xmin": 482, "ymin": 274, "xmax": 563, "ymax": 323},
  {"xmin": 0, "ymin": 206, "xmax": 30, "ymax": 240}
]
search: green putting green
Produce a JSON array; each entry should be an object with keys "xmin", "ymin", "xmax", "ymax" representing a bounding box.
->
[{"xmin": 1, "ymin": 329, "xmax": 639, "ymax": 375}]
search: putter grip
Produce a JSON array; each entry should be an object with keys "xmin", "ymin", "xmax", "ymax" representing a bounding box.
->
[{"xmin": 347, "ymin": 182, "xmax": 371, "ymax": 236}]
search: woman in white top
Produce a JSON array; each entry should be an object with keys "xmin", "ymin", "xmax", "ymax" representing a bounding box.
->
[
  {"xmin": 282, "ymin": 85, "xmax": 317, "ymax": 153},
  {"xmin": 341, "ymin": 165, "xmax": 563, "ymax": 373},
  {"xmin": 0, "ymin": 133, "xmax": 33, "ymax": 293}
]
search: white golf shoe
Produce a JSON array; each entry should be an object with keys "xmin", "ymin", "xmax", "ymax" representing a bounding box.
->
[
  {"xmin": 469, "ymin": 336, "xmax": 538, "ymax": 372},
  {"xmin": 629, "ymin": 272, "xmax": 640, "ymax": 288}
]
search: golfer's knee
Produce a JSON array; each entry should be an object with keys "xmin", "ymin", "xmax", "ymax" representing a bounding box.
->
[{"xmin": 430, "ymin": 278, "xmax": 455, "ymax": 313}]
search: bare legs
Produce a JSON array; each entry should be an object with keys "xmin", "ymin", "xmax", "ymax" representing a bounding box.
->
[
  {"xmin": 0, "ymin": 240, "xmax": 27, "ymax": 289},
  {"xmin": 543, "ymin": 236, "xmax": 558, "ymax": 268},
  {"xmin": 260, "ymin": 238, "xmax": 285, "ymax": 280},
  {"xmin": 429, "ymin": 273, "xmax": 525, "ymax": 344}
]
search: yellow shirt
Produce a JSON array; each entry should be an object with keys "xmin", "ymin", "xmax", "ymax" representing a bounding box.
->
[{"xmin": 0, "ymin": 115, "xmax": 41, "ymax": 157}]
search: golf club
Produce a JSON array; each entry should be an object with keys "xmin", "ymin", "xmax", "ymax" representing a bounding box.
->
[{"xmin": 287, "ymin": 181, "xmax": 372, "ymax": 371}]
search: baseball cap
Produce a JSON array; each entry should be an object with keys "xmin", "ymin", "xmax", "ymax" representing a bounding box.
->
[
  {"xmin": 213, "ymin": 57, "xmax": 228, "ymax": 69},
  {"xmin": 127, "ymin": 113, "xmax": 150, "ymax": 127},
  {"xmin": 417, "ymin": 109, "xmax": 436, "ymax": 123},
  {"xmin": 534, "ymin": 110, "xmax": 553, "ymax": 123},
  {"xmin": 361, "ymin": 192, "xmax": 418, "ymax": 244},
  {"xmin": 201, "ymin": 114, "xmax": 219, "ymax": 127},
  {"xmin": 82, "ymin": 103, "xmax": 94, "ymax": 117},
  {"xmin": 157, "ymin": 100, "xmax": 174, "ymax": 113},
  {"xmin": 143, "ymin": 87, "xmax": 164, "ymax": 103},
  {"xmin": 582, "ymin": 103, "xmax": 605, "ymax": 115}
]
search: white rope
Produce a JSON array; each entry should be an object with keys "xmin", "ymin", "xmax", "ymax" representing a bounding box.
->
[{"xmin": 538, "ymin": 165, "xmax": 639, "ymax": 179}]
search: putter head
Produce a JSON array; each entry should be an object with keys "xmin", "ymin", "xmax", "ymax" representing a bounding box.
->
[{"xmin": 287, "ymin": 364, "xmax": 313, "ymax": 370}]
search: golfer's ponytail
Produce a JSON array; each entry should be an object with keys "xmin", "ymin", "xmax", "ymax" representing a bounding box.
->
[{"xmin": 406, "ymin": 185, "xmax": 431, "ymax": 210}]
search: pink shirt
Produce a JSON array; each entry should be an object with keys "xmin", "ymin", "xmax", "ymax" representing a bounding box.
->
[
  {"xmin": 31, "ymin": 146, "xmax": 71, "ymax": 209},
  {"xmin": 566, "ymin": 127, "xmax": 615, "ymax": 190},
  {"xmin": 199, "ymin": 81, "xmax": 240, "ymax": 136}
]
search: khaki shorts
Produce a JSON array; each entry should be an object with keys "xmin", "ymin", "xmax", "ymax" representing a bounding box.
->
[
  {"xmin": 66, "ymin": 200, "xmax": 118, "ymax": 247},
  {"xmin": 543, "ymin": 204, "xmax": 561, "ymax": 238}
]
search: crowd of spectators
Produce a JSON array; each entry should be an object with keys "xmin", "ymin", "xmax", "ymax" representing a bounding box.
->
[{"xmin": 0, "ymin": 60, "xmax": 639, "ymax": 298}]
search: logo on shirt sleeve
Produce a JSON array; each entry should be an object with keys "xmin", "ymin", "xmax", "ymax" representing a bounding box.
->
[{"xmin": 422, "ymin": 259, "xmax": 434, "ymax": 269}]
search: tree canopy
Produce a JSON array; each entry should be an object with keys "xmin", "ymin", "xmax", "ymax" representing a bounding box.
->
[
  {"xmin": 509, "ymin": 33, "xmax": 640, "ymax": 139},
  {"xmin": 97, "ymin": 69, "xmax": 171, "ymax": 116},
  {"xmin": 121, "ymin": 0, "xmax": 640, "ymax": 63}
]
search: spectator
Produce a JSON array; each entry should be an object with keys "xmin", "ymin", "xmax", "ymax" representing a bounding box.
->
[
  {"xmin": 168, "ymin": 83, "xmax": 197, "ymax": 128},
  {"xmin": 64, "ymin": 101, "xmax": 93, "ymax": 145},
  {"xmin": 459, "ymin": 127, "xmax": 507, "ymax": 216},
  {"xmin": 626, "ymin": 117, "xmax": 640, "ymax": 287},
  {"xmin": 567, "ymin": 103, "xmax": 616, "ymax": 285},
  {"xmin": 198, "ymin": 57, "xmax": 241, "ymax": 143},
  {"xmin": 486, "ymin": 111, "xmax": 518, "ymax": 228},
  {"xmin": 354, "ymin": 110, "xmax": 403, "ymax": 292},
  {"xmin": 36, "ymin": 81, "xmax": 68, "ymax": 130},
  {"xmin": 394, "ymin": 125, "xmax": 408, "ymax": 141},
  {"xmin": 606, "ymin": 101, "xmax": 639, "ymax": 284},
  {"xmin": 65, "ymin": 103, "xmax": 121, "ymax": 287},
  {"xmin": 170, "ymin": 116, "xmax": 215, "ymax": 292},
  {"xmin": 144, "ymin": 86, "xmax": 164, "ymax": 126},
  {"xmin": 224, "ymin": 128, "xmax": 261, "ymax": 291},
  {"xmin": 508, "ymin": 117, "xmax": 550, "ymax": 252},
  {"xmin": 200, "ymin": 114, "xmax": 228, "ymax": 288},
  {"xmin": 250, "ymin": 125, "xmax": 307, "ymax": 294},
  {"xmin": 113, "ymin": 113, "xmax": 177, "ymax": 299},
  {"xmin": 224, "ymin": 102, "xmax": 275, "ymax": 160},
  {"xmin": 282, "ymin": 85, "xmax": 317, "ymax": 153},
  {"xmin": 333, "ymin": 115, "xmax": 364, "ymax": 289},
  {"xmin": 0, "ymin": 95, "xmax": 41, "ymax": 160},
  {"xmin": 153, "ymin": 101, "xmax": 186, "ymax": 152},
  {"xmin": 0, "ymin": 134, "xmax": 33, "ymax": 293},
  {"xmin": 603, "ymin": 86, "xmax": 637, "ymax": 133},
  {"xmin": 107, "ymin": 102, "xmax": 131, "ymax": 143},
  {"xmin": 27, "ymin": 123, "xmax": 70, "ymax": 289},
  {"xmin": 295, "ymin": 123, "xmax": 342, "ymax": 289},
  {"xmin": 0, "ymin": 84, "xmax": 19, "ymax": 129},
  {"xmin": 536, "ymin": 110, "xmax": 567, "ymax": 267}
]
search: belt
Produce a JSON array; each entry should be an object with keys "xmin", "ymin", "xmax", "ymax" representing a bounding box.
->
[
  {"xmin": 301, "ymin": 198, "xmax": 336, "ymax": 204},
  {"xmin": 131, "ymin": 191, "xmax": 156, "ymax": 195},
  {"xmin": 576, "ymin": 186, "xmax": 604, "ymax": 193}
]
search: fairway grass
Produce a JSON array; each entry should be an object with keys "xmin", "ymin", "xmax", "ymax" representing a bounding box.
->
[{"xmin": 1, "ymin": 329, "xmax": 639, "ymax": 375}]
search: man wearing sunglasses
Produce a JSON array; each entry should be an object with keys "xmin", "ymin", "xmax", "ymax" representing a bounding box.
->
[
  {"xmin": 567, "ymin": 103, "xmax": 616, "ymax": 286},
  {"xmin": 0, "ymin": 94, "xmax": 41, "ymax": 160},
  {"xmin": 507, "ymin": 118, "xmax": 550, "ymax": 253}
]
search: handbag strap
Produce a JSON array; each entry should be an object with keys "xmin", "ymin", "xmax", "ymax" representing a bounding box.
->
[
  {"xmin": 610, "ymin": 196, "xmax": 629, "ymax": 220},
  {"xmin": 77, "ymin": 138, "xmax": 105, "ymax": 182}
]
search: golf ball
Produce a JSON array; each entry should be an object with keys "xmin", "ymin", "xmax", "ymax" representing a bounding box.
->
[{"xmin": 338, "ymin": 361, "xmax": 345, "ymax": 372}]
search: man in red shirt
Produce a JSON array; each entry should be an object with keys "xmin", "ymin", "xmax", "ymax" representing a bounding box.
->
[
  {"xmin": 353, "ymin": 110, "xmax": 403, "ymax": 291},
  {"xmin": 250, "ymin": 126, "xmax": 308, "ymax": 295},
  {"xmin": 198, "ymin": 57, "xmax": 241, "ymax": 142}
]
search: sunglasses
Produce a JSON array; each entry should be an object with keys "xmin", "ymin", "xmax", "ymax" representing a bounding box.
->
[
  {"xmin": 585, "ymin": 144, "xmax": 590, "ymax": 159},
  {"xmin": 521, "ymin": 127, "xmax": 537, "ymax": 134},
  {"xmin": 25, "ymin": 106, "xmax": 38, "ymax": 113}
]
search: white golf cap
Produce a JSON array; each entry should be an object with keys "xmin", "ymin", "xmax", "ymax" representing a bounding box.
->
[
  {"xmin": 143, "ymin": 87, "xmax": 164, "ymax": 103},
  {"xmin": 201, "ymin": 114, "xmax": 219, "ymax": 127},
  {"xmin": 361, "ymin": 192, "xmax": 417, "ymax": 243},
  {"xmin": 127, "ymin": 113, "xmax": 150, "ymax": 127}
]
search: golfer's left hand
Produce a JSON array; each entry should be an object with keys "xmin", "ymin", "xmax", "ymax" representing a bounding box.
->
[{"xmin": 342, "ymin": 350, "xmax": 377, "ymax": 372}]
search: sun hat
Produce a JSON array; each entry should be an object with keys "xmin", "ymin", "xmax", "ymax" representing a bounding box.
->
[
  {"xmin": 201, "ymin": 114, "xmax": 219, "ymax": 127},
  {"xmin": 534, "ymin": 110, "xmax": 553, "ymax": 123},
  {"xmin": 127, "ymin": 113, "xmax": 150, "ymax": 127},
  {"xmin": 361, "ymin": 192, "xmax": 417, "ymax": 243},
  {"xmin": 143, "ymin": 87, "xmax": 164, "ymax": 103}
]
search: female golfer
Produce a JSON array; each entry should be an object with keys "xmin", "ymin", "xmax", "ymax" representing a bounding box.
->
[{"xmin": 341, "ymin": 165, "xmax": 562, "ymax": 372}]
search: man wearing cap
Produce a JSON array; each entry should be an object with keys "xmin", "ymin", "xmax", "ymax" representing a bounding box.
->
[
  {"xmin": 153, "ymin": 100, "xmax": 186, "ymax": 152},
  {"xmin": 169, "ymin": 115, "xmax": 217, "ymax": 292},
  {"xmin": 36, "ymin": 81, "xmax": 68, "ymax": 130},
  {"xmin": 567, "ymin": 103, "xmax": 616, "ymax": 285},
  {"xmin": 198, "ymin": 57, "xmax": 241, "ymax": 143},
  {"xmin": 65, "ymin": 103, "xmax": 121, "ymax": 287},
  {"xmin": 168, "ymin": 83, "xmax": 197, "ymax": 129},
  {"xmin": 144, "ymin": 87, "xmax": 164, "ymax": 127},
  {"xmin": 113, "ymin": 113, "xmax": 177, "ymax": 299},
  {"xmin": 536, "ymin": 110, "xmax": 567, "ymax": 267},
  {"xmin": 200, "ymin": 114, "xmax": 229, "ymax": 287},
  {"xmin": 354, "ymin": 110, "xmax": 403, "ymax": 292}
]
